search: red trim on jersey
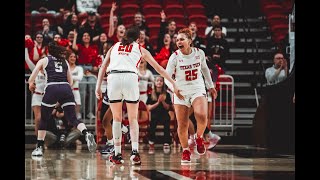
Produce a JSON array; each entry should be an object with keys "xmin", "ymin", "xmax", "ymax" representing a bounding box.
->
[
  {"xmin": 174, "ymin": 51, "xmax": 178, "ymax": 55},
  {"xmin": 34, "ymin": 91, "xmax": 44, "ymax": 95},
  {"xmin": 138, "ymin": 44, "xmax": 142, "ymax": 54},
  {"xmin": 136, "ymin": 57, "xmax": 142, "ymax": 68},
  {"xmin": 196, "ymin": 48, "xmax": 199, "ymax": 51},
  {"xmin": 134, "ymin": 44, "xmax": 143, "ymax": 68},
  {"xmin": 140, "ymin": 91, "xmax": 147, "ymax": 94}
]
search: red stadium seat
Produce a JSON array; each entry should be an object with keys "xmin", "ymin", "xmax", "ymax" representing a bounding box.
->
[
  {"xmin": 196, "ymin": 24, "xmax": 207, "ymax": 37},
  {"xmin": 25, "ymin": 24, "xmax": 32, "ymax": 35},
  {"xmin": 188, "ymin": 14, "xmax": 207, "ymax": 27},
  {"xmin": 121, "ymin": 14, "xmax": 134, "ymax": 27},
  {"xmin": 55, "ymin": 14, "xmax": 64, "ymax": 25},
  {"xmin": 99, "ymin": 14, "xmax": 111, "ymax": 27},
  {"xmin": 120, "ymin": 4, "xmax": 140, "ymax": 16},
  {"xmin": 164, "ymin": 4, "xmax": 185, "ymax": 17},
  {"xmin": 25, "ymin": 13, "xmax": 31, "ymax": 24},
  {"xmin": 163, "ymin": 0, "xmax": 183, "ymax": 7},
  {"xmin": 167, "ymin": 14, "xmax": 186, "ymax": 26},
  {"xmin": 185, "ymin": 4, "xmax": 205, "ymax": 16},
  {"xmin": 32, "ymin": 14, "xmax": 56, "ymax": 26},
  {"xmin": 142, "ymin": 4, "xmax": 162, "ymax": 15},
  {"xmin": 184, "ymin": 0, "xmax": 203, "ymax": 7},
  {"xmin": 145, "ymin": 14, "xmax": 161, "ymax": 25},
  {"xmin": 98, "ymin": 3, "xmax": 113, "ymax": 14},
  {"xmin": 262, "ymin": 4, "xmax": 283, "ymax": 16},
  {"xmin": 148, "ymin": 23, "xmax": 160, "ymax": 37},
  {"xmin": 267, "ymin": 14, "xmax": 288, "ymax": 27}
]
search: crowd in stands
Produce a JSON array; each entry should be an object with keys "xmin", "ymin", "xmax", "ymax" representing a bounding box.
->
[{"xmin": 25, "ymin": 0, "xmax": 234, "ymax": 151}]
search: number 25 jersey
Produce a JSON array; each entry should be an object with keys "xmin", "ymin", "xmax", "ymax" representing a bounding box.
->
[{"xmin": 166, "ymin": 47, "xmax": 208, "ymax": 96}]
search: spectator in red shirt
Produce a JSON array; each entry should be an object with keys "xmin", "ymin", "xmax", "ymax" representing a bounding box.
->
[
  {"xmin": 72, "ymin": 30, "xmax": 100, "ymax": 119},
  {"xmin": 154, "ymin": 33, "xmax": 174, "ymax": 69}
]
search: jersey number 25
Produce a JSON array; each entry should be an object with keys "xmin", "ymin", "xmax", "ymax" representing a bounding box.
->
[{"xmin": 185, "ymin": 69, "xmax": 197, "ymax": 81}]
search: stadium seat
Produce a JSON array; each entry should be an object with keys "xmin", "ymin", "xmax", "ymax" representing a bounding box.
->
[
  {"xmin": 32, "ymin": 14, "xmax": 56, "ymax": 26},
  {"xmin": 120, "ymin": 4, "xmax": 140, "ymax": 16},
  {"xmin": 185, "ymin": 4, "xmax": 206, "ymax": 16},
  {"xmin": 142, "ymin": 4, "xmax": 162, "ymax": 15},
  {"xmin": 145, "ymin": 14, "xmax": 161, "ymax": 25},
  {"xmin": 188, "ymin": 14, "xmax": 207, "ymax": 27},
  {"xmin": 164, "ymin": 4, "xmax": 185, "ymax": 17}
]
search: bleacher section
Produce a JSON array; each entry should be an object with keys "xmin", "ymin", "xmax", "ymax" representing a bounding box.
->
[{"xmin": 25, "ymin": 0, "xmax": 294, "ymax": 144}]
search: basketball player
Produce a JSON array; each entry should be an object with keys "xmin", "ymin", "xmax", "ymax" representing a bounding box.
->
[
  {"xmin": 25, "ymin": 47, "xmax": 45, "ymax": 136},
  {"xmin": 165, "ymin": 28, "xmax": 217, "ymax": 164},
  {"xmin": 95, "ymin": 26, "xmax": 183, "ymax": 165},
  {"xmin": 29, "ymin": 42, "xmax": 97, "ymax": 156}
]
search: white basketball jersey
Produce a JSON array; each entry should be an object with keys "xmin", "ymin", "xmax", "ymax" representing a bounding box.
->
[
  {"xmin": 35, "ymin": 71, "xmax": 46, "ymax": 93},
  {"xmin": 138, "ymin": 69, "xmax": 154, "ymax": 92},
  {"xmin": 166, "ymin": 47, "xmax": 207, "ymax": 95},
  {"xmin": 108, "ymin": 42, "xmax": 142, "ymax": 74}
]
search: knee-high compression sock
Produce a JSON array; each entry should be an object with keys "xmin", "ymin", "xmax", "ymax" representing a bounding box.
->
[{"xmin": 112, "ymin": 121, "xmax": 122, "ymax": 155}]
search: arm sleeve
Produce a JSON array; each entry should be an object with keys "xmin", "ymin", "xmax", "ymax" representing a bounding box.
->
[
  {"xmin": 164, "ymin": 53, "xmax": 177, "ymax": 91},
  {"xmin": 200, "ymin": 50, "xmax": 215, "ymax": 88}
]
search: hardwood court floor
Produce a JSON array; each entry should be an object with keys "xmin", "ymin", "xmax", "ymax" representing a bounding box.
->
[{"xmin": 25, "ymin": 144, "xmax": 295, "ymax": 179}]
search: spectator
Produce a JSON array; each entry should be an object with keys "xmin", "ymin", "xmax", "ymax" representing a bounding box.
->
[
  {"xmin": 25, "ymin": 45, "xmax": 46, "ymax": 136},
  {"xmin": 66, "ymin": 50, "xmax": 84, "ymax": 119},
  {"xmin": 138, "ymin": 60, "xmax": 155, "ymax": 104},
  {"xmin": 154, "ymin": 33, "xmax": 175, "ymax": 69},
  {"xmin": 146, "ymin": 76, "xmax": 173, "ymax": 152},
  {"xmin": 29, "ymin": 33, "xmax": 48, "ymax": 64},
  {"xmin": 132, "ymin": 12, "xmax": 150, "ymax": 37},
  {"xmin": 108, "ymin": 3, "xmax": 125, "ymax": 44},
  {"xmin": 157, "ymin": 10, "xmax": 177, "ymax": 50},
  {"xmin": 265, "ymin": 52, "xmax": 288, "ymax": 85},
  {"xmin": 61, "ymin": 13, "xmax": 80, "ymax": 39},
  {"xmin": 78, "ymin": 11, "xmax": 103, "ymax": 43},
  {"xmin": 65, "ymin": 30, "xmax": 76, "ymax": 50},
  {"xmin": 138, "ymin": 30, "xmax": 156, "ymax": 73},
  {"xmin": 36, "ymin": 18, "xmax": 58, "ymax": 45},
  {"xmin": 189, "ymin": 22, "xmax": 206, "ymax": 51},
  {"xmin": 97, "ymin": 32, "xmax": 113, "ymax": 57},
  {"xmin": 29, "ymin": 42, "xmax": 96, "ymax": 156},
  {"xmin": 72, "ymin": 30, "xmax": 101, "ymax": 119},
  {"xmin": 205, "ymin": 14, "xmax": 227, "ymax": 37},
  {"xmin": 206, "ymin": 25, "xmax": 230, "ymax": 79}
]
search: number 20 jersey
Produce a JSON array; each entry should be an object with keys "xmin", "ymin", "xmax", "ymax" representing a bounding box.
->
[
  {"xmin": 166, "ymin": 47, "xmax": 207, "ymax": 96},
  {"xmin": 108, "ymin": 42, "xmax": 142, "ymax": 74}
]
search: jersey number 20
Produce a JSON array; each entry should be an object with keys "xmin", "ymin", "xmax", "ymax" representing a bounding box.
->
[
  {"xmin": 185, "ymin": 69, "xmax": 197, "ymax": 81},
  {"xmin": 118, "ymin": 44, "xmax": 133, "ymax": 52}
]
